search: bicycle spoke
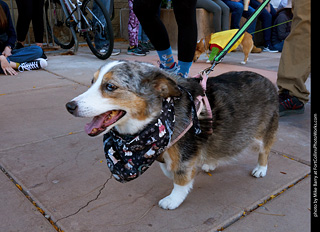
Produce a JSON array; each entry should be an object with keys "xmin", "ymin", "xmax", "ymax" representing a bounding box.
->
[{"xmin": 44, "ymin": 0, "xmax": 75, "ymax": 49}]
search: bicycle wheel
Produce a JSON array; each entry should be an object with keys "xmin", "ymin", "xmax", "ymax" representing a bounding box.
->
[
  {"xmin": 45, "ymin": 0, "xmax": 75, "ymax": 49},
  {"xmin": 81, "ymin": 0, "xmax": 114, "ymax": 60}
]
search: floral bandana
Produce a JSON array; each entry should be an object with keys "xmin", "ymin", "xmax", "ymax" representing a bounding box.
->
[{"xmin": 103, "ymin": 97, "xmax": 176, "ymax": 183}]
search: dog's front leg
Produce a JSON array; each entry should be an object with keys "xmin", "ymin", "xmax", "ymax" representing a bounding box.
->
[
  {"xmin": 159, "ymin": 178, "xmax": 194, "ymax": 210},
  {"xmin": 159, "ymin": 166, "xmax": 196, "ymax": 210}
]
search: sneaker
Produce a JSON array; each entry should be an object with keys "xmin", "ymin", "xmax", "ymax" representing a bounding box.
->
[
  {"xmin": 159, "ymin": 61, "xmax": 179, "ymax": 73},
  {"xmin": 145, "ymin": 41, "xmax": 155, "ymax": 51},
  {"xmin": 263, "ymin": 46, "xmax": 278, "ymax": 53},
  {"xmin": 18, "ymin": 58, "xmax": 47, "ymax": 72},
  {"xmin": 139, "ymin": 41, "xmax": 154, "ymax": 54},
  {"xmin": 138, "ymin": 43, "xmax": 149, "ymax": 54},
  {"xmin": 99, "ymin": 45, "xmax": 121, "ymax": 56},
  {"xmin": 127, "ymin": 46, "xmax": 146, "ymax": 56},
  {"xmin": 159, "ymin": 62, "xmax": 188, "ymax": 78},
  {"xmin": 99, "ymin": 46, "xmax": 108, "ymax": 53},
  {"xmin": 279, "ymin": 90, "xmax": 305, "ymax": 116},
  {"xmin": 111, "ymin": 48, "xmax": 121, "ymax": 56}
]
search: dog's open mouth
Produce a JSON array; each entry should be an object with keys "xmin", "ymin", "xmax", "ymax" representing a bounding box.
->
[{"xmin": 85, "ymin": 110, "xmax": 126, "ymax": 136}]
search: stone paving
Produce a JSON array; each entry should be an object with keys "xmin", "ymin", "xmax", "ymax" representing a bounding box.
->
[{"xmin": 0, "ymin": 42, "xmax": 311, "ymax": 232}]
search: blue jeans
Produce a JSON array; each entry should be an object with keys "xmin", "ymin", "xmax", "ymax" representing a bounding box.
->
[
  {"xmin": 271, "ymin": 41, "xmax": 284, "ymax": 52},
  {"xmin": 222, "ymin": 0, "xmax": 257, "ymax": 34},
  {"xmin": 0, "ymin": 45, "xmax": 43, "ymax": 74},
  {"xmin": 138, "ymin": 24, "xmax": 149, "ymax": 42},
  {"xmin": 93, "ymin": 0, "xmax": 112, "ymax": 50},
  {"xmin": 7, "ymin": 45, "xmax": 43, "ymax": 63},
  {"xmin": 250, "ymin": 0, "xmax": 276, "ymax": 47}
]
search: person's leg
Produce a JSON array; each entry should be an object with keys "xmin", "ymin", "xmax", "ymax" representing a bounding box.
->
[
  {"xmin": 31, "ymin": 0, "xmax": 45, "ymax": 44},
  {"xmin": 128, "ymin": 0, "xmax": 139, "ymax": 47},
  {"xmin": 15, "ymin": 0, "xmax": 33, "ymax": 43},
  {"xmin": 250, "ymin": 0, "xmax": 272, "ymax": 47},
  {"xmin": 138, "ymin": 24, "xmax": 143, "ymax": 42},
  {"xmin": 242, "ymin": 5, "xmax": 257, "ymax": 34},
  {"xmin": 272, "ymin": 41, "xmax": 284, "ymax": 52},
  {"xmin": 214, "ymin": 0, "xmax": 230, "ymax": 31},
  {"xmin": 93, "ymin": 0, "xmax": 107, "ymax": 50},
  {"xmin": 134, "ymin": 0, "xmax": 169, "ymax": 51},
  {"xmin": 134, "ymin": 0, "xmax": 172, "ymax": 62},
  {"xmin": 277, "ymin": 0, "xmax": 311, "ymax": 104},
  {"xmin": 272, "ymin": 40, "xmax": 284, "ymax": 52},
  {"xmin": 173, "ymin": 0, "xmax": 197, "ymax": 77},
  {"xmin": 8, "ymin": 46, "xmax": 44, "ymax": 64},
  {"xmin": 197, "ymin": 0, "xmax": 222, "ymax": 32},
  {"xmin": 224, "ymin": 0, "xmax": 243, "ymax": 29}
]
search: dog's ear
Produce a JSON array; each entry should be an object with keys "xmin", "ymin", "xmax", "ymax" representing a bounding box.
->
[{"xmin": 152, "ymin": 74, "xmax": 182, "ymax": 98}]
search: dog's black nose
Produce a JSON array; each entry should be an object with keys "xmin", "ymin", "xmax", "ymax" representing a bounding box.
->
[{"xmin": 66, "ymin": 101, "xmax": 78, "ymax": 114}]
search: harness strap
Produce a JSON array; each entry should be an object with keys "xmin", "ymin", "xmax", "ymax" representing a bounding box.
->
[{"xmin": 168, "ymin": 72, "xmax": 213, "ymax": 148}]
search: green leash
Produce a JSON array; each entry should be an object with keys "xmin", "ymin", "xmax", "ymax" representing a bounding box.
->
[{"xmin": 204, "ymin": 0, "xmax": 271, "ymax": 75}]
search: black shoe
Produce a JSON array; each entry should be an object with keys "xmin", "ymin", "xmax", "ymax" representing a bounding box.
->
[
  {"xmin": 127, "ymin": 46, "xmax": 146, "ymax": 56},
  {"xmin": 279, "ymin": 90, "xmax": 305, "ymax": 116},
  {"xmin": 146, "ymin": 41, "xmax": 155, "ymax": 51},
  {"xmin": 138, "ymin": 42, "xmax": 149, "ymax": 54}
]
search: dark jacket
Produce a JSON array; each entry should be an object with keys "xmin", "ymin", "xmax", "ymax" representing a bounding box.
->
[
  {"xmin": 271, "ymin": 9, "xmax": 293, "ymax": 45},
  {"xmin": 0, "ymin": 0, "xmax": 16, "ymax": 52}
]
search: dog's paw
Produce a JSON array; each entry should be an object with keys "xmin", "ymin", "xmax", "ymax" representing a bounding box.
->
[
  {"xmin": 251, "ymin": 165, "xmax": 267, "ymax": 178},
  {"xmin": 158, "ymin": 182, "xmax": 193, "ymax": 210},
  {"xmin": 159, "ymin": 195, "xmax": 182, "ymax": 210},
  {"xmin": 202, "ymin": 164, "xmax": 216, "ymax": 172},
  {"xmin": 240, "ymin": 61, "xmax": 247, "ymax": 65}
]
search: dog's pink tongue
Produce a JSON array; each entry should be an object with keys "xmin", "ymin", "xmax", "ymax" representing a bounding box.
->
[{"xmin": 85, "ymin": 115, "xmax": 105, "ymax": 135}]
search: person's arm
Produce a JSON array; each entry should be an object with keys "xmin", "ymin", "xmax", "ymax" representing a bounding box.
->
[
  {"xmin": 0, "ymin": 55, "xmax": 17, "ymax": 75},
  {"xmin": 277, "ymin": 14, "xmax": 291, "ymax": 41},
  {"xmin": 2, "ymin": 46, "xmax": 12, "ymax": 57},
  {"xmin": 1, "ymin": 2, "xmax": 16, "ymax": 49}
]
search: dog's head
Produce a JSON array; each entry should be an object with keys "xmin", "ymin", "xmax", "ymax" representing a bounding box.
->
[
  {"xmin": 66, "ymin": 60, "xmax": 182, "ymax": 136},
  {"xmin": 193, "ymin": 38, "xmax": 207, "ymax": 62}
]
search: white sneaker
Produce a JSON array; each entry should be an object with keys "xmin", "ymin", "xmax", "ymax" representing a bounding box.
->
[{"xmin": 18, "ymin": 58, "xmax": 48, "ymax": 72}]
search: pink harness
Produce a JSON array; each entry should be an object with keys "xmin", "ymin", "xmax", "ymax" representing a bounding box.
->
[{"xmin": 168, "ymin": 72, "xmax": 213, "ymax": 148}]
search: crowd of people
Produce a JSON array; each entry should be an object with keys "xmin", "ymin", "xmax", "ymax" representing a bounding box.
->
[{"xmin": 0, "ymin": 0, "xmax": 310, "ymax": 117}]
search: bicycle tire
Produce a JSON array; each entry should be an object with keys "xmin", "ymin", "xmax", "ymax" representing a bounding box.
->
[
  {"xmin": 81, "ymin": 0, "xmax": 114, "ymax": 60},
  {"xmin": 44, "ymin": 0, "xmax": 75, "ymax": 49}
]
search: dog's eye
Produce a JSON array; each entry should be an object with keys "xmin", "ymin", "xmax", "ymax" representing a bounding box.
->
[{"xmin": 104, "ymin": 83, "xmax": 118, "ymax": 92}]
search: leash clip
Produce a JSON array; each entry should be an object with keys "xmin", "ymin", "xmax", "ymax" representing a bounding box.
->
[{"xmin": 202, "ymin": 60, "xmax": 220, "ymax": 76}]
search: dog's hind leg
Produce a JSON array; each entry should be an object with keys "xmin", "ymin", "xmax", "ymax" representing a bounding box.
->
[
  {"xmin": 251, "ymin": 142, "xmax": 269, "ymax": 178},
  {"xmin": 252, "ymin": 112, "xmax": 278, "ymax": 178}
]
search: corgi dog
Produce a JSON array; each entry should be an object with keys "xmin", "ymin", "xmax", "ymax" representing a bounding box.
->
[
  {"xmin": 66, "ymin": 60, "xmax": 278, "ymax": 210},
  {"xmin": 193, "ymin": 31, "xmax": 261, "ymax": 64}
]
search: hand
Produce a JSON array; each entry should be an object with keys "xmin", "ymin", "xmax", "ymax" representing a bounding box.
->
[
  {"xmin": 265, "ymin": 4, "xmax": 271, "ymax": 13},
  {"xmin": 2, "ymin": 46, "xmax": 12, "ymax": 57},
  {"xmin": 0, "ymin": 55, "xmax": 17, "ymax": 75}
]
